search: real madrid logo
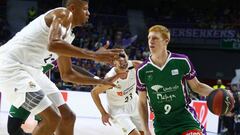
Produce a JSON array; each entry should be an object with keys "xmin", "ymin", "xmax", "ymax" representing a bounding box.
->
[{"xmin": 29, "ymin": 81, "xmax": 36, "ymax": 88}]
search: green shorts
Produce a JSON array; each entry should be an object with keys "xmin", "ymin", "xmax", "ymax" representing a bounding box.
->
[{"xmin": 153, "ymin": 108, "xmax": 203, "ymax": 135}]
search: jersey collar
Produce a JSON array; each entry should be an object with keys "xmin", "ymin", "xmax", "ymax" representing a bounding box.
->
[{"xmin": 148, "ymin": 51, "xmax": 172, "ymax": 71}]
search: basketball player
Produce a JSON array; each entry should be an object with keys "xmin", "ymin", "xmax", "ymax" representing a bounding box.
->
[
  {"xmin": 91, "ymin": 52, "xmax": 144, "ymax": 135},
  {"xmin": 137, "ymin": 25, "xmax": 214, "ymax": 135},
  {"xmin": 0, "ymin": 0, "xmax": 122, "ymax": 135}
]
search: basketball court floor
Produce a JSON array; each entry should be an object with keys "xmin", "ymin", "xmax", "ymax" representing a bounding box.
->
[{"xmin": 0, "ymin": 111, "xmax": 217, "ymax": 135}]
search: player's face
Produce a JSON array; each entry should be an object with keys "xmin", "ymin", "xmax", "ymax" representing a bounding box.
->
[
  {"xmin": 115, "ymin": 57, "xmax": 128, "ymax": 72},
  {"xmin": 72, "ymin": 1, "xmax": 90, "ymax": 26},
  {"xmin": 148, "ymin": 31, "xmax": 168, "ymax": 53}
]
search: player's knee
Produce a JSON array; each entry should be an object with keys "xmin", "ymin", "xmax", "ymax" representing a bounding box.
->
[
  {"xmin": 61, "ymin": 109, "xmax": 76, "ymax": 125},
  {"xmin": 58, "ymin": 105, "xmax": 76, "ymax": 125},
  {"xmin": 7, "ymin": 116, "xmax": 25, "ymax": 135},
  {"xmin": 41, "ymin": 107, "xmax": 62, "ymax": 131},
  {"xmin": 48, "ymin": 112, "xmax": 62, "ymax": 130}
]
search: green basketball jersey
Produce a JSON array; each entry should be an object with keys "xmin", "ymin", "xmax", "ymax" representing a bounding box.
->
[{"xmin": 137, "ymin": 52, "xmax": 204, "ymax": 134}]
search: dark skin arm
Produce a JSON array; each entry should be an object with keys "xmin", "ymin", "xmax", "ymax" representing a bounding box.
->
[
  {"xmin": 72, "ymin": 65, "xmax": 95, "ymax": 77},
  {"xmin": 57, "ymin": 56, "xmax": 116, "ymax": 86},
  {"xmin": 46, "ymin": 8, "xmax": 122, "ymax": 86},
  {"xmin": 46, "ymin": 8, "xmax": 122, "ymax": 64}
]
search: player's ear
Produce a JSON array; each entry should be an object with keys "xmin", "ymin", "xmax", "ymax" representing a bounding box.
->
[{"xmin": 68, "ymin": 4, "xmax": 75, "ymax": 12}]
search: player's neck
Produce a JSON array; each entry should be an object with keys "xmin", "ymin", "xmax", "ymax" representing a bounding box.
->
[{"xmin": 151, "ymin": 50, "xmax": 168, "ymax": 67}]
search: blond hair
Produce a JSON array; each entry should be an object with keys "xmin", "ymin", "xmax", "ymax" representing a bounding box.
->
[{"xmin": 148, "ymin": 25, "xmax": 170, "ymax": 40}]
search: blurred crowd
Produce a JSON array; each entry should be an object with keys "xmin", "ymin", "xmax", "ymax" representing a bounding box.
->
[
  {"xmin": 144, "ymin": 0, "xmax": 240, "ymax": 29},
  {"xmin": 0, "ymin": 17, "xmax": 10, "ymax": 45}
]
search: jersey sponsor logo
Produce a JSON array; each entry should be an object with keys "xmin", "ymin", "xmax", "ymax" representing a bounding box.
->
[
  {"xmin": 171, "ymin": 69, "xmax": 179, "ymax": 76},
  {"xmin": 151, "ymin": 85, "xmax": 163, "ymax": 92},
  {"xmin": 117, "ymin": 91, "xmax": 123, "ymax": 96},
  {"xmin": 182, "ymin": 129, "xmax": 202, "ymax": 135},
  {"xmin": 157, "ymin": 93, "xmax": 176, "ymax": 102},
  {"xmin": 151, "ymin": 85, "xmax": 179, "ymax": 93},
  {"xmin": 116, "ymin": 84, "xmax": 135, "ymax": 96},
  {"xmin": 151, "ymin": 84, "xmax": 179, "ymax": 103}
]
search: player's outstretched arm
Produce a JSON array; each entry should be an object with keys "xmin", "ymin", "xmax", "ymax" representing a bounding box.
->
[
  {"xmin": 91, "ymin": 85, "xmax": 112, "ymax": 126},
  {"xmin": 72, "ymin": 65, "xmax": 95, "ymax": 78},
  {"xmin": 132, "ymin": 60, "xmax": 142, "ymax": 70},
  {"xmin": 138, "ymin": 90, "xmax": 152, "ymax": 135},
  {"xmin": 187, "ymin": 77, "xmax": 214, "ymax": 96},
  {"xmin": 57, "ymin": 56, "xmax": 115, "ymax": 86},
  {"xmin": 47, "ymin": 9, "xmax": 122, "ymax": 64}
]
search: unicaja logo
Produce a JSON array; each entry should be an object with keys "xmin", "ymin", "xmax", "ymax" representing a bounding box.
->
[{"xmin": 151, "ymin": 85, "xmax": 163, "ymax": 92}]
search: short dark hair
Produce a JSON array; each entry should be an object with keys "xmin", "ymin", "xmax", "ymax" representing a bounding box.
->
[{"xmin": 62, "ymin": 0, "xmax": 89, "ymax": 7}]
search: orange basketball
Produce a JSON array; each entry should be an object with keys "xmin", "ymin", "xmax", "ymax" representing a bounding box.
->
[{"xmin": 207, "ymin": 88, "xmax": 234, "ymax": 116}]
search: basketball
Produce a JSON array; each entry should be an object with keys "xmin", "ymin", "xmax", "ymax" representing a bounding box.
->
[{"xmin": 207, "ymin": 88, "xmax": 234, "ymax": 116}]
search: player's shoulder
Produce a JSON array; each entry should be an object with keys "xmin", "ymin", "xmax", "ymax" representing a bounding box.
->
[
  {"xmin": 170, "ymin": 52, "xmax": 189, "ymax": 59},
  {"xmin": 46, "ymin": 7, "xmax": 73, "ymax": 19},
  {"xmin": 105, "ymin": 67, "xmax": 116, "ymax": 78},
  {"xmin": 169, "ymin": 52, "xmax": 191, "ymax": 63},
  {"xmin": 136, "ymin": 58, "xmax": 150, "ymax": 72}
]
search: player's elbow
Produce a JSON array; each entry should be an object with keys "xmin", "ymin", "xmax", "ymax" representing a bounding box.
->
[
  {"xmin": 60, "ymin": 71, "xmax": 74, "ymax": 83},
  {"xmin": 48, "ymin": 41, "xmax": 56, "ymax": 52},
  {"xmin": 90, "ymin": 88, "xmax": 97, "ymax": 96},
  {"xmin": 48, "ymin": 40, "xmax": 61, "ymax": 52},
  {"xmin": 61, "ymin": 74, "xmax": 71, "ymax": 82}
]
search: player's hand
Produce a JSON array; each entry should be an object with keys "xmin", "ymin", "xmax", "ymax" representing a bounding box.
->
[
  {"xmin": 104, "ymin": 70, "xmax": 128, "ymax": 83},
  {"xmin": 95, "ymin": 41, "xmax": 123, "ymax": 65},
  {"xmin": 226, "ymin": 90, "xmax": 235, "ymax": 104},
  {"xmin": 101, "ymin": 112, "xmax": 112, "ymax": 126},
  {"xmin": 99, "ymin": 78, "xmax": 120, "ymax": 88}
]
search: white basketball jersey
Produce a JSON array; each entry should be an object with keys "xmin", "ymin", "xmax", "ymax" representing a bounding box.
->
[
  {"xmin": 105, "ymin": 61, "xmax": 138, "ymax": 106},
  {"xmin": 0, "ymin": 8, "xmax": 75, "ymax": 68}
]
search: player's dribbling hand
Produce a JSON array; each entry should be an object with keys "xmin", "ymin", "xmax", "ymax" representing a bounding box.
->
[
  {"xmin": 95, "ymin": 41, "xmax": 123, "ymax": 65},
  {"xmin": 101, "ymin": 112, "xmax": 112, "ymax": 126}
]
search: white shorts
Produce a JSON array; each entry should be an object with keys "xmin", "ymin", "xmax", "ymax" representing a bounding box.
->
[
  {"xmin": 0, "ymin": 61, "xmax": 65, "ymax": 114},
  {"xmin": 109, "ymin": 96, "xmax": 143, "ymax": 135},
  {"xmin": 111, "ymin": 112, "xmax": 143, "ymax": 135}
]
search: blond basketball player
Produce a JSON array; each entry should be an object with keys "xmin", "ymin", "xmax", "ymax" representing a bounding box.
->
[
  {"xmin": 91, "ymin": 52, "xmax": 144, "ymax": 135},
  {"xmin": 0, "ymin": 0, "xmax": 122, "ymax": 135}
]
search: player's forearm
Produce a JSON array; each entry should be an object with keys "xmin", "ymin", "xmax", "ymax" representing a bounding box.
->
[
  {"xmin": 72, "ymin": 65, "xmax": 95, "ymax": 77},
  {"xmin": 91, "ymin": 90, "xmax": 107, "ymax": 115},
  {"xmin": 193, "ymin": 82, "xmax": 213, "ymax": 96},
  {"xmin": 62, "ymin": 70, "xmax": 103, "ymax": 85},
  {"xmin": 138, "ymin": 101, "xmax": 149, "ymax": 131},
  {"xmin": 48, "ymin": 40, "xmax": 96, "ymax": 60}
]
